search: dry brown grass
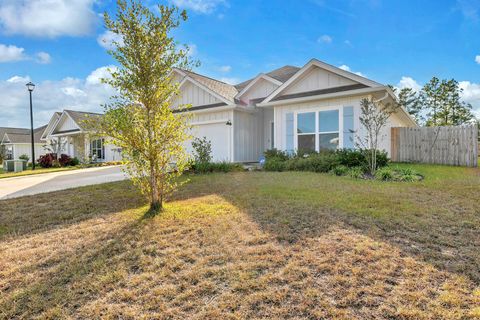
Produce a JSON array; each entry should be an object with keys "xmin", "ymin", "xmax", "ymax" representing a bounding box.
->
[{"xmin": 0, "ymin": 165, "xmax": 479, "ymax": 319}]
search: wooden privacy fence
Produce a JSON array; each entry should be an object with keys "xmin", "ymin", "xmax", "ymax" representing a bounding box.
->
[{"xmin": 391, "ymin": 125, "xmax": 478, "ymax": 167}]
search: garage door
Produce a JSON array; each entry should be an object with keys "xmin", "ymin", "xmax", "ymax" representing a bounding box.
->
[{"xmin": 190, "ymin": 122, "xmax": 231, "ymax": 162}]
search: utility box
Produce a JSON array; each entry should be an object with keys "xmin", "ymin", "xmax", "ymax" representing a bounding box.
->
[{"xmin": 3, "ymin": 160, "xmax": 27, "ymax": 172}]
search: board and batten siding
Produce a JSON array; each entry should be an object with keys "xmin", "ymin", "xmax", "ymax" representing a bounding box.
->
[
  {"xmin": 173, "ymin": 81, "xmax": 221, "ymax": 108},
  {"xmin": 233, "ymin": 109, "xmax": 264, "ymax": 162},
  {"xmin": 238, "ymin": 78, "xmax": 280, "ymax": 104},
  {"xmin": 273, "ymin": 95, "xmax": 408, "ymax": 155},
  {"xmin": 283, "ymin": 67, "xmax": 357, "ymax": 95},
  {"xmin": 54, "ymin": 115, "xmax": 79, "ymax": 133}
]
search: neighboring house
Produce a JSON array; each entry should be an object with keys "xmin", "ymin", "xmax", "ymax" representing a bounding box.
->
[
  {"xmin": 0, "ymin": 126, "xmax": 48, "ymax": 161},
  {"xmin": 43, "ymin": 110, "xmax": 122, "ymax": 162},
  {"xmin": 42, "ymin": 58, "xmax": 416, "ymax": 163},
  {"xmin": 170, "ymin": 58, "xmax": 416, "ymax": 162}
]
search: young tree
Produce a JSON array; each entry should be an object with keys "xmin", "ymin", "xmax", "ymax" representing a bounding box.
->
[
  {"xmin": 357, "ymin": 97, "xmax": 399, "ymax": 175},
  {"xmin": 398, "ymin": 87, "xmax": 423, "ymax": 124},
  {"xmin": 100, "ymin": 0, "xmax": 196, "ymax": 213},
  {"xmin": 422, "ymin": 77, "xmax": 443, "ymax": 126},
  {"xmin": 422, "ymin": 77, "xmax": 474, "ymax": 126}
]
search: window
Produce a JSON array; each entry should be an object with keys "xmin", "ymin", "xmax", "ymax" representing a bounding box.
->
[
  {"xmin": 5, "ymin": 146, "xmax": 13, "ymax": 160},
  {"xmin": 318, "ymin": 110, "xmax": 339, "ymax": 150},
  {"xmin": 296, "ymin": 109, "xmax": 340, "ymax": 152},
  {"xmin": 90, "ymin": 138, "xmax": 105, "ymax": 160},
  {"xmin": 297, "ymin": 112, "xmax": 316, "ymax": 151}
]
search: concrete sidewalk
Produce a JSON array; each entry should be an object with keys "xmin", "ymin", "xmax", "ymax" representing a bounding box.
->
[{"xmin": 0, "ymin": 166, "xmax": 127, "ymax": 200}]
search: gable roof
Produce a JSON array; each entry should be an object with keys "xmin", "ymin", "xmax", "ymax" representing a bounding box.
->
[
  {"xmin": 64, "ymin": 110, "xmax": 103, "ymax": 131},
  {"xmin": 262, "ymin": 59, "xmax": 383, "ymax": 104},
  {"xmin": 234, "ymin": 65, "xmax": 300, "ymax": 92},
  {"xmin": 180, "ymin": 69, "xmax": 238, "ymax": 103},
  {"xmin": 41, "ymin": 112, "xmax": 62, "ymax": 140},
  {"xmin": 1, "ymin": 125, "xmax": 47, "ymax": 144}
]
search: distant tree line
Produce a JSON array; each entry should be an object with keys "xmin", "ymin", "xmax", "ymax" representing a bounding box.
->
[{"xmin": 390, "ymin": 77, "xmax": 476, "ymax": 127}]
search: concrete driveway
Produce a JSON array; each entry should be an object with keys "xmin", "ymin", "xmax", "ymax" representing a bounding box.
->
[{"xmin": 0, "ymin": 166, "xmax": 128, "ymax": 200}]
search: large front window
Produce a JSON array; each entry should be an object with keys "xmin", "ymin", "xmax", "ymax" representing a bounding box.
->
[
  {"xmin": 90, "ymin": 138, "xmax": 105, "ymax": 161},
  {"xmin": 296, "ymin": 109, "xmax": 340, "ymax": 152}
]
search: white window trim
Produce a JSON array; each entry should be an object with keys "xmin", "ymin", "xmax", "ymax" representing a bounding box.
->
[{"xmin": 293, "ymin": 106, "xmax": 344, "ymax": 151}]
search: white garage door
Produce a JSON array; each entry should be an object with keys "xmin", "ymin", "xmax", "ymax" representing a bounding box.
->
[{"xmin": 191, "ymin": 122, "xmax": 231, "ymax": 162}]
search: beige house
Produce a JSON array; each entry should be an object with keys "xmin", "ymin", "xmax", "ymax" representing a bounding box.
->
[
  {"xmin": 41, "ymin": 58, "xmax": 416, "ymax": 163},
  {"xmin": 170, "ymin": 58, "xmax": 416, "ymax": 162}
]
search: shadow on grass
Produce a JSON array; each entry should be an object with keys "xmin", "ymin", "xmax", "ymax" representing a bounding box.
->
[
  {"xmin": 173, "ymin": 171, "xmax": 480, "ymax": 284},
  {"xmin": 0, "ymin": 180, "xmax": 146, "ymax": 240},
  {"xmin": 0, "ymin": 212, "xmax": 148, "ymax": 318}
]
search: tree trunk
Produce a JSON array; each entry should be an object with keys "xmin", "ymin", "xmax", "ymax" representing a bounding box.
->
[{"xmin": 149, "ymin": 164, "xmax": 162, "ymax": 214}]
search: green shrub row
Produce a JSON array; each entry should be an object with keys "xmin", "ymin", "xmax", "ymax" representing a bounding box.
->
[
  {"xmin": 190, "ymin": 161, "xmax": 244, "ymax": 174},
  {"xmin": 264, "ymin": 149, "xmax": 389, "ymax": 173}
]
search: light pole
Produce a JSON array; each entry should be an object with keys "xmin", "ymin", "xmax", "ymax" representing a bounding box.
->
[{"xmin": 26, "ymin": 82, "xmax": 36, "ymax": 170}]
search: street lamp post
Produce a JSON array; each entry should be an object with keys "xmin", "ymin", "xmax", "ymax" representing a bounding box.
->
[{"xmin": 26, "ymin": 82, "xmax": 36, "ymax": 170}]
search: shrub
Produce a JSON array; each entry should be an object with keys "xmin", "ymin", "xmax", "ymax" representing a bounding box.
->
[
  {"xmin": 308, "ymin": 153, "xmax": 339, "ymax": 173},
  {"xmin": 331, "ymin": 165, "xmax": 348, "ymax": 176},
  {"xmin": 264, "ymin": 149, "xmax": 290, "ymax": 161},
  {"xmin": 191, "ymin": 136, "xmax": 212, "ymax": 164},
  {"xmin": 58, "ymin": 154, "xmax": 73, "ymax": 166},
  {"xmin": 336, "ymin": 149, "xmax": 389, "ymax": 169},
  {"xmin": 19, "ymin": 154, "xmax": 29, "ymax": 162},
  {"xmin": 264, "ymin": 158, "xmax": 286, "ymax": 172},
  {"xmin": 70, "ymin": 157, "xmax": 80, "ymax": 166},
  {"xmin": 348, "ymin": 166, "xmax": 365, "ymax": 179},
  {"xmin": 37, "ymin": 153, "xmax": 56, "ymax": 168},
  {"xmin": 336, "ymin": 149, "xmax": 365, "ymax": 167},
  {"xmin": 375, "ymin": 167, "xmax": 394, "ymax": 181},
  {"xmin": 395, "ymin": 167, "xmax": 422, "ymax": 182},
  {"xmin": 192, "ymin": 161, "xmax": 244, "ymax": 174}
]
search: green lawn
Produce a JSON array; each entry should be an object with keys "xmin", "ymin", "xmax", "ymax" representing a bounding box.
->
[{"xmin": 0, "ymin": 164, "xmax": 479, "ymax": 319}]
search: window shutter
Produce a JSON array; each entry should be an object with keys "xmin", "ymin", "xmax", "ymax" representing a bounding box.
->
[
  {"xmin": 343, "ymin": 106, "xmax": 354, "ymax": 149},
  {"xmin": 286, "ymin": 112, "xmax": 294, "ymax": 153}
]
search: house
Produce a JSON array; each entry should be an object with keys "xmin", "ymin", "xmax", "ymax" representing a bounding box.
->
[
  {"xmin": 44, "ymin": 58, "xmax": 416, "ymax": 163},
  {"xmin": 170, "ymin": 58, "xmax": 416, "ymax": 162},
  {"xmin": 0, "ymin": 126, "xmax": 48, "ymax": 161},
  {"xmin": 42, "ymin": 110, "xmax": 122, "ymax": 162}
]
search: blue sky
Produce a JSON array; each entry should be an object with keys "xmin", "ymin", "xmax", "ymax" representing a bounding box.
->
[{"xmin": 0, "ymin": 0, "xmax": 479, "ymax": 127}]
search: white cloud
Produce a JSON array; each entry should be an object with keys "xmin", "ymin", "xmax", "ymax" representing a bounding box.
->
[
  {"xmin": 171, "ymin": 0, "xmax": 226, "ymax": 14},
  {"xmin": 97, "ymin": 30, "xmax": 124, "ymax": 50},
  {"xmin": 459, "ymin": 81, "xmax": 480, "ymax": 116},
  {"xmin": 220, "ymin": 77, "xmax": 239, "ymax": 85},
  {"xmin": 397, "ymin": 76, "xmax": 422, "ymax": 92},
  {"xmin": 0, "ymin": 44, "xmax": 26, "ymax": 62},
  {"xmin": 61, "ymin": 87, "xmax": 87, "ymax": 97},
  {"xmin": 475, "ymin": 55, "xmax": 480, "ymax": 64},
  {"xmin": 318, "ymin": 34, "xmax": 333, "ymax": 44},
  {"xmin": 218, "ymin": 65, "xmax": 231, "ymax": 73},
  {"xmin": 0, "ymin": 66, "xmax": 117, "ymax": 127},
  {"xmin": 36, "ymin": 51, "xmax": 51, "ymax": 64},
  {"xmin": 344, "ymin": 40, "xmax": 353, "ymax": 47},
  {"xmin": 7, "ymin": 75, "xmax": 30, "ymax": 83},
  {"xmin": 338, "ymin": 64, "xmax": 365, "ymax": 77},
  {"xmin": 0, "ymin": 0, "xmax": 97, "ymax": 38},
  {"xmin": 85, "ymin": 65, "xmax": 117, "ymax": 86}
]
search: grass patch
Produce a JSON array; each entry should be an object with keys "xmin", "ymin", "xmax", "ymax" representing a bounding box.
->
[
  {"xmin": 0, "ymin": 163, "xmax": 479, "ymax": 318},
  {"xmin": 0, "ymin": 166, "xmax": 78, "ymax": 179}
]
